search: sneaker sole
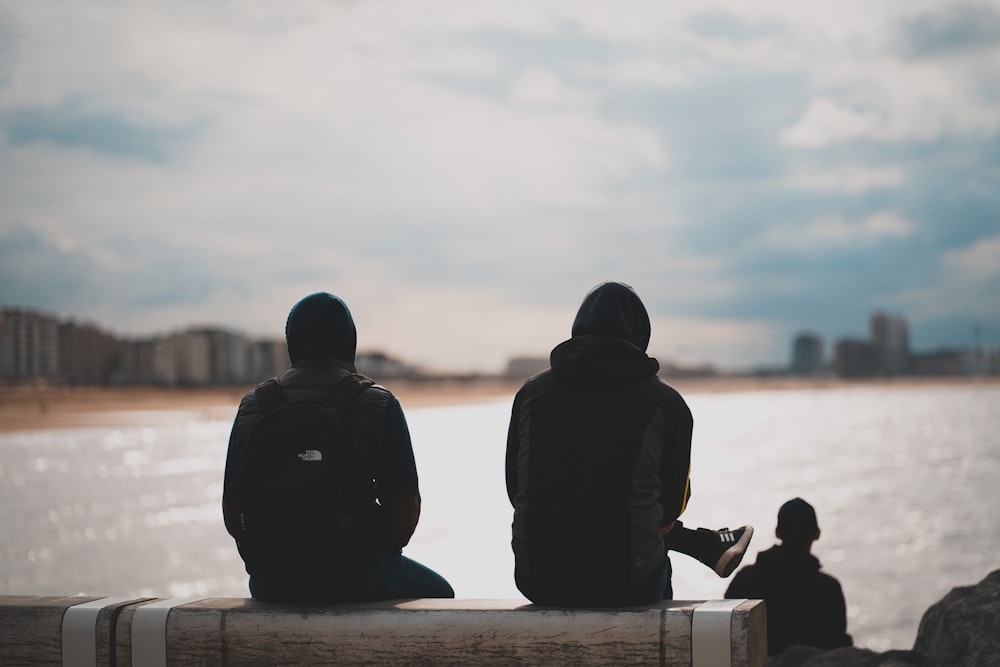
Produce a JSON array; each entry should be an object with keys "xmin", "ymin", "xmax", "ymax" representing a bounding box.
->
[{"xmin": 715, "ymin": 526, "xmax": 754, "ymax": 577}]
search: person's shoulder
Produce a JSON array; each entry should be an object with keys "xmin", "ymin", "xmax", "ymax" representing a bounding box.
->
[
  {"xmin": 354, "ymin": 372, "xmax": 392, "ymax": 396},
  {"xmin": 815, "ymin": 570, "xmax": 846, "ymax": 594},
  {"xmin": 237, "ymin": 386, "xmax": 257, "ymax": 407},
  {"xmin": 647, "ymin": 374, "xmax": 684, "ymax": 397},
  {"xmin": 230, "ymin": 382, "xmax": 271, "ymax": 442},
  {"xmin": 645, "ymin": 376, "xmax": 692, "ymax": 415},
  {"xmin": 523, "ymin": 367, "xmax": 555, "ymax": 387},
  {"xmin": 512, "ymin": 368, "xmax": 555, "ymax": 399},
  {"xmin": 731, "ymin": 561, "xmax": 761, "ymax": 580},
  {"xmin": 352, "ymin": 375, "xmax": 396, "ymax": 412},
  {"xmin": 236, "ymin": 382, "xmax": 266, "ymax": 415},
  {"xmin": 725, "ymin": 563, "xmax": 761, "ymax": 597}
]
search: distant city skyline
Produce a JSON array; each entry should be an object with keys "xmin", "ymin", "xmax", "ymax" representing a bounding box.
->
[
  {"xmin": 2, "ymin": 303, "xmax": 994, "ymax": 384},
  {"xmin": 1, "ymin": 3, "xmax": 998, "ymax": 373}
]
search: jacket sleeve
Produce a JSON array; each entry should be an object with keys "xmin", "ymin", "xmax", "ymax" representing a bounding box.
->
[
  {"xmin": 658, "ymin": 389, "xmax": 693, "ymax": 526},
  {"xmin": 505, "ymin": 390, "xmax": 523, "ymax": 505},
  {"xmin": 817, "ymin": 577, "xmax": 853, "ymax": 649},
  {"xmin": 222, "ymin": 390, "xmax": 259, "ymax": 537},
  {"xmin": 376, "ymin": 397, "xmax": 421, "ymax": 548}
]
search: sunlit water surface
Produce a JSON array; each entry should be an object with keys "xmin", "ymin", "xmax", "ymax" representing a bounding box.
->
[{"xmin": 1, "ymin": 383, "xmax": 997, "ymax": 651}]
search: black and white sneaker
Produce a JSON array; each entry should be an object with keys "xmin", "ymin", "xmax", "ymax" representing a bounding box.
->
[{"xmin": 692, "ymin": 526, "xmax": 754, "ymax": 577}]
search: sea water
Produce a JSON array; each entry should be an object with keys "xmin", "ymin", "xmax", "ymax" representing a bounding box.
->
[{"xmin": 1, "ymin": 382, "xmax": 997, "ymax": 651}]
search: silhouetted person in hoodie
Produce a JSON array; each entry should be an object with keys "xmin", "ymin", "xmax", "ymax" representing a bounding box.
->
[
  {"xmin": 726, "ymin": 498, "xmax": 852, "ymax": 656},
  {"xmin": 506, "ymin": 281, "xmax": 752, "ymax": 606},
  {"xmin": 223, "ymin": 292, "xmax": 453, "ymax": 602}
]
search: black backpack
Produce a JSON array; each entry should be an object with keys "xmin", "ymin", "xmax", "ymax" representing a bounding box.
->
[{"xmin": 228, "ymin": 373, "xmax": 380, "ymax": 577}]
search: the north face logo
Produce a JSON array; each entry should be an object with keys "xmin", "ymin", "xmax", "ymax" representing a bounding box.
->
[{"xmin": 297, "ymin": 450, "xmax": 323, "ymax": 462}]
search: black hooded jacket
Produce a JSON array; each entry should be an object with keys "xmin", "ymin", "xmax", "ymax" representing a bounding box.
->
[
  {"xmin": 505, "ymin": 282, "xmax": 692, "ymax": 604},
  {"xmin": 223, "ymin": 293, "xmax": 420, "ymax": 594},
  {"xmin": 725, "ymin": 545, "xmax": 852, "ymax": 655}
]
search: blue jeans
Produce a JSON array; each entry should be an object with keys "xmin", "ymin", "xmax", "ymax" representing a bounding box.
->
[
  {"xmin": 249, "ymin": 549, "xmax": 454, "ymax": 603},
  {"xmin": 622, "ymin": 545, "xmax": 673, "ymax": 605}
]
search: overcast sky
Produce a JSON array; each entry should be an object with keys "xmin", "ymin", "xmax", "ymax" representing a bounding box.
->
[{"xmin": 1, "ymin": 1, "xmax": 998, "ymax": 373}]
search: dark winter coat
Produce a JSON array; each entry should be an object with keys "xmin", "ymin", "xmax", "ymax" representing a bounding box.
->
[
  {"xmin": 506, "ymin": 282, "xmax": 692, "ymax": 605},
  {"xmin": 725, "ymin": 544, "xmax": 853, "ymax": 656}
]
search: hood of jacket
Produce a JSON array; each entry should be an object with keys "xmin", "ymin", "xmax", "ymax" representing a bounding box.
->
[
  {"xmin": 571, "ymin": 281, "xmax": 651, "ymax": 351},
  {"xmin": 550, "ymin": 281, "xmax": 659, "ymax": 388},
  {"xmin": 285, "ymin": 292, "xmax": 358, "ymax": 366}
]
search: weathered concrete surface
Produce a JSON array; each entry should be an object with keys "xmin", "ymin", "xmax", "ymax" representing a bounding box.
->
[{"xmin": 0, "ymin": 596, "xmax": 766, "ymax": 666}]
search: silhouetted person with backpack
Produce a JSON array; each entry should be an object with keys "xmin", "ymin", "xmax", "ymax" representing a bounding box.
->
[
  {"xmin": 506, "ymin": 281, "xmax": 753, "ymax": 606},
  {"xmin": 725, "ymin": 498, "xmax": 852, "ymax": 656},
  {"xmin": 223, "ymin": 292, "xmax": 454, "ymax": 602}
]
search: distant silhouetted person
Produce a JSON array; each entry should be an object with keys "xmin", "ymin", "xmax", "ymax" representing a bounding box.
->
[
  {"xmin": 726, "ymin": 498, "xmax": 852, "ymax": 656},
  {"xmin": 223, "ymin": 292, "xmax": 453, "ymax": 602},
  {"xmin": 506, "ymin": 281, "xmax": 753, "ymax": 606}
]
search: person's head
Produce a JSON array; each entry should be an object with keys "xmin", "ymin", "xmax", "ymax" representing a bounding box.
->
[
  {"xmin": 571, "ymin": 281, "xmax": 651, "ymax": 351},
  {"xmin": 285, "ymin": 292, "xmax": 358, "ymax": 366},
  {"xmin": 776, "ymin": 497, "xmax": 820, "ymax": 550}
]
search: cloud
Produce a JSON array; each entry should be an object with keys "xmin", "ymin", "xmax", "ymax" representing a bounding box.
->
[
  {"xmin": 649, "ymin": 314, "xmax": 781, "ymax": 369},
  {"xmin": 944, "ymin": 236, "xmax": 1000, "ymax": 285},
  {"xmin": 577, "ymin": 59, "xmax": 689, "ymax": 88},
  {"xmin": 898, "ymin": 3, "xmax": 1000, "ymax": 58},
  {"xmin": 2, "ymin": 102, "xmax": 200, "ymax": 162},
  {"xmin": 780, "ymin": 98, "xmax": 883, "ymax": 148},
  {"xmin": 787, "ymin": 164, "xmax": 905, "ymax": 193},
  {"xmin": 0, "ymin": 223, "xmax": 251, "ymax": 329},
  {"xmin": 507, "ymin": 67, "xmax": 597, "ymax": 108},
  {"xmin": 351, "ymin": 287, "xmax": 580, "ymax": 374},
  {"xmin": 0, "ymin": 224, "xmax": 97, "ymax": 308},
  {"xmin": 686, "ymin": 11, "xmax": 780, "ymax": 42},
  {"xmin": 781, "ymin": 83, "xmax": 1000, "ymax": 146},
  {"xmin": 746, "ymin": 212, "xmax": 915, "ymax": 255},
  {"xmin": 0, "ymin": 2, "xmax": 997, "ymax": 371},
  {"xmin": 775, "ymin": 3, "xmax": 1000, "ymax": 149},
  {"xmin": 898, "ymin": 236, "xmax": 1000, "ymax": 328},
  {"xmin": 863, "ymin": 212, "xmax": 913, "ymax": 238}
]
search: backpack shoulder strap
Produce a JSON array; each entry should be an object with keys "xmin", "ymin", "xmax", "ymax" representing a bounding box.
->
[
  {"xmin": 324, "ymin": 372, "xmax": 377, "ymax": 409},
  {"xmin": 253, "ymin": 373, "xmax": 376, "ymax": 412},
  {"xmin": 253, "ymin": 377, "xmax": 288, "ymax": 412}
]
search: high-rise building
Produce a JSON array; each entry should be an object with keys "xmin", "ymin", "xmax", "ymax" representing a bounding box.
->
[
  {"xmin": 871, "ymin": 311, "xmax": 910, "ymax": 375},
  {"xmin": 790, "ymin": 332, "xmax": 824, "ymax": 376},
  {"xmin": 0, "ymin": 308, "xmax": 59, "ymax": 381},
  {"xmin": 57, "ymin": 320, "xmax": 121, "ymax": 385},
  {"xmin": 248, "ymin": 339, "xmax": 289, "ymax": 383},
  {"xmin": 834, "ymin": 338, "xmax": 880, "ymax": 378}
]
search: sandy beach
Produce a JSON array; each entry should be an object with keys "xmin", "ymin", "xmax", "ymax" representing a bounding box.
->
[
  {"xmin": 1, "ymin": 375, "xmax": 995, "ymax": 434},
  {"xmin": 0, "ymin": 379, "xmax": 522, "ymax": 433}
]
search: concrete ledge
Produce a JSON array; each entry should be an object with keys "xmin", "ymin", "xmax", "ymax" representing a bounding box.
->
[{"xmin": 0, "ymin": 596, "xmax": 766, "ymax": 666}]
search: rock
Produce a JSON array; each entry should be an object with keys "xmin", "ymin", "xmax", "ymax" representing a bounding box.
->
[{"xmin": 912, "ymin": 568, "xmax": 1000, "ymax": 666}]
